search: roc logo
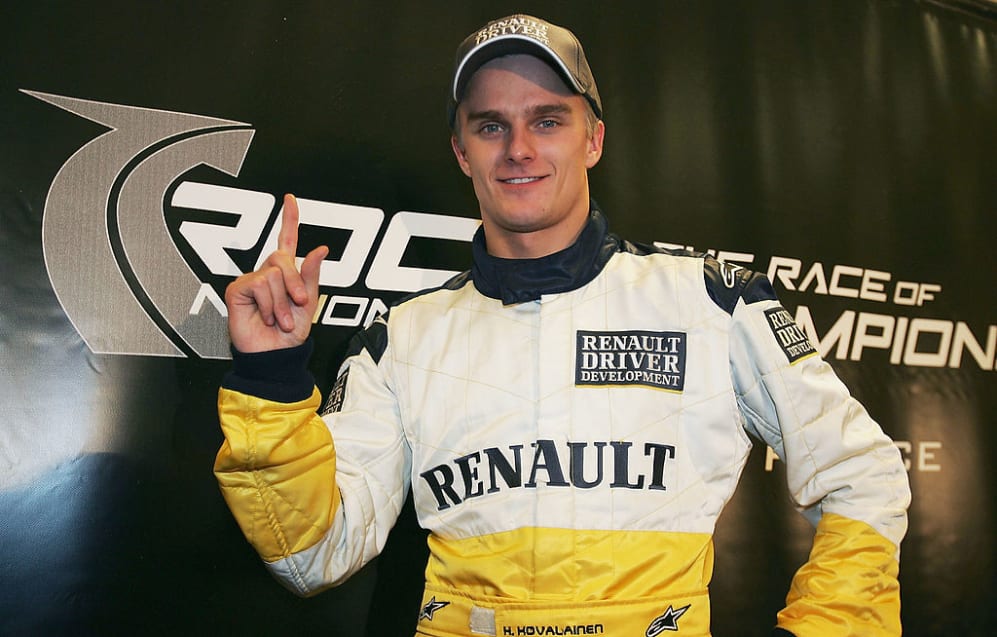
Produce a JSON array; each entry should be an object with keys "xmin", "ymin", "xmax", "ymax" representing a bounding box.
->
[
  {"xmin": 24, "ymin": 90, "xmax": 478, "ymax": 358},
  {"xmin": 576, "ymin": 330, "xmax": 687, "ymax": 391}
]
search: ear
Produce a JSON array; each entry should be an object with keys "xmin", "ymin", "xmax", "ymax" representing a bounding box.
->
[
  {"xmin": 451, "ymin": 135, "xmax": 472, "ymax": 177},
  {"xmin": 585, "ymin": 120, "xmax": 606, "ymax": 169}
]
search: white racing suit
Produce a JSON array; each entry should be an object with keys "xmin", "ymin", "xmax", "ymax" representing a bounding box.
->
[{"xmin": 216, "ymin": 206, "xmax": 910, "ymax": 636}]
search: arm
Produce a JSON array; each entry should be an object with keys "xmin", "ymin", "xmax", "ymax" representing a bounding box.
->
[
  {"xmin": 215, "ymin": 342, "xmax": 341, "ymax": 594},
  {"xmin": 214, "ymin": 196, "xmax": 408, "ymax": 595},
  {"xmin": 724, "ymin": 269, "xmax": 910, "ymax": 636}
]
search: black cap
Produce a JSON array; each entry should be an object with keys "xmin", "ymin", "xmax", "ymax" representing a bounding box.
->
[{"xmin": 448, "ymin": 14, "xmax": 602, "ymax": 127}]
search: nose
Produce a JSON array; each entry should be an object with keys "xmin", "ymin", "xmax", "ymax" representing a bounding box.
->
[{"xmin": 505, "ymin": 125, "xmax": 535, "ymax": 163}]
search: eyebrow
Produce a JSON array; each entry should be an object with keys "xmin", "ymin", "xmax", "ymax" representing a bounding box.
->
[{"xmin": 465, "ymin": 102, "xmax": 573, "ymax": 124}]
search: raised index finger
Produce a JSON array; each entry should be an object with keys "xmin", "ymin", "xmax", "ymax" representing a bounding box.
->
[{"xmin": 278, "ymin": 193, "xmax": 300, "ymax": 256}]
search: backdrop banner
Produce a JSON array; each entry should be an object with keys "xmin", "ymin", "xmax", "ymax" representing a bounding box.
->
[{"xmin": 1, "ymin": 2, "xmax": 994, "ymax": 636}]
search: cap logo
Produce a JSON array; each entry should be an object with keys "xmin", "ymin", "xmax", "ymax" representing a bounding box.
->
[{"xmin": 475, "ymin": 16, "xmax": 550, "ymax": 46}]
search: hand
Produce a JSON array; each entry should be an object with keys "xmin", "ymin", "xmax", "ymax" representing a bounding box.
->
[{"xmin": 224, "ymin": 194, "xmax": 329, "ymax": 353}]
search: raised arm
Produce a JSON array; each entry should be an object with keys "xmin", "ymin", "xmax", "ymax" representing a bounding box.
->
[{"xmin": 216, "ymin": 196, "xmax": 408, "ymax": 596}]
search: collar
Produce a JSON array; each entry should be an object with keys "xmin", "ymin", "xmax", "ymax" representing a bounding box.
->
[{"xmin": 470, "ymin": 202, "xmax": 618, "ymax": 304}]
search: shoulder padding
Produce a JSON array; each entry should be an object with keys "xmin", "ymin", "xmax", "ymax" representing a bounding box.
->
[
  {"xmin": 341, "ymin": 315, "xmax": 389, "ymax": 365},
  {"xmin": 703, "ymin": 255, "xmax": 778, "ymax": 315}
]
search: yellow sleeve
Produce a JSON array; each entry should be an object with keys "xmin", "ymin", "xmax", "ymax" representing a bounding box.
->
[
  {"xmin": 214, "ymin": 386, "xmax": 340, "ymax": 564},
  {"xmin": 777, "ymin": 513, "xmax": 902, "ymax": 636}
]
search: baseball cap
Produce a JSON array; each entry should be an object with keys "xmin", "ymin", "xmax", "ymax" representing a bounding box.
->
[{"xmin": 448, "ymin": 14, "xmax": 603, "ymax": 127}]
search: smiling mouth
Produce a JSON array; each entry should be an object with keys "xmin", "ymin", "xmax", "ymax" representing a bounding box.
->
[{"xmin": 501, "ymin": 176, "xmax": 544, "ymax": 184}]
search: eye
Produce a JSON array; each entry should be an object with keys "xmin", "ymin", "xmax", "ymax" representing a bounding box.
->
[
  {"xmin": 537, "ymin": 119, "xmax": 559, "ymax": 129},
  {"xmin": 478, "ymin": 123, "xmax": 504, "ymax": 136}
]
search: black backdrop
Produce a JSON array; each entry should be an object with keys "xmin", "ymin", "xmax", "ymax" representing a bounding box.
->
[{"xmin": 1, "ymin": 1, "xmax": 995, "ymax": 635}]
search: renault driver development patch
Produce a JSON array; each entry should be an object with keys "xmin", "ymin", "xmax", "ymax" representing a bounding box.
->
[
  {"xmin": 320, "ymin": 368, "xmax": 350, "ymax": 416},
  {"xmin": 575, "ymin": 330, "xmax": 686, "ymax": 391},
  {"xmin": 764, "ymin": 307, "xmax": 817, "ymax": 363}
]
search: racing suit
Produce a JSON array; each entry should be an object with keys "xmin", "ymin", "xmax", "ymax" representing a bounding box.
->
[{"xmin": 215, "ymin": 204, "xmax": 910, "ymax": 636}]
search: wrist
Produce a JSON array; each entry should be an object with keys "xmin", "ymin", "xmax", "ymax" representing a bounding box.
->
[{"xmin": 222, "ymin": 340, "xmax": 315, "ymax": 403}]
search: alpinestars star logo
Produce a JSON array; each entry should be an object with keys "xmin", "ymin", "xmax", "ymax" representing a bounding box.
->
[
  {"xmin": 419, "ymin": 596, "xmax": 450, "ymax": 621},
  {"xmin": 645, "ymin": 604, "xmax": 691, "ymax": 635}
]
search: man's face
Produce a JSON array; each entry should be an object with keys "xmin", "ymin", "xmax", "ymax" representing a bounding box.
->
[{"xmin": 452, "ymin": 54, "xmax": 605, "ymax": 258}]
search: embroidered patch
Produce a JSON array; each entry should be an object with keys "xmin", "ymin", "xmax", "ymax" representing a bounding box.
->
[
  {"xmin": 575, "ymin": 330, "xmax": 686, "ymax": 392},
  {"xmin": 419, "ymin": 596, "xmax": 450, "ymax": 621},
  {"xmin": 764, "ymin": 307, "xmax": 817, "ymax": 363},
  {"xmin": 320, "ymin": 368, "xmax": 349, "ymax": 416},
  {"xmin": 646, "ymin": 604, "xmax": 691, "ymax": 635}
]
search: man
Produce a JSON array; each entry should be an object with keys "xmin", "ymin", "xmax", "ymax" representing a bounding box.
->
[{"xmin": 215, "ymin": 14, "xmax": 910, "ymax": 637}]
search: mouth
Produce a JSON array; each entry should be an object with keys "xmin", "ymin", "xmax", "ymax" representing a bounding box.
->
[{"xmin": 499, "ymin": 176, "xmax": 545, "ymax": 185}]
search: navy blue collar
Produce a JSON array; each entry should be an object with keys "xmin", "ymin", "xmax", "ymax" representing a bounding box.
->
[{"xmin": 470, "ymin": 203, "xmax": 619, "ymax": 304}]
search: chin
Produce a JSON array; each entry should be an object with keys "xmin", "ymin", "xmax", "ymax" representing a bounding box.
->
[
  {"xmin": 498, "ymin": 215, "xmax": 551, "ymax": 235},
  {"xmin": 498, "ymin": 204, "xmax": 553, "ymax": 226}
]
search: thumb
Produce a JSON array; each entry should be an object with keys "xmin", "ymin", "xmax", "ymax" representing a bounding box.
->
[{"xmin": 300, "ymin": 244, "xmax": 329, "ymax": 296}]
